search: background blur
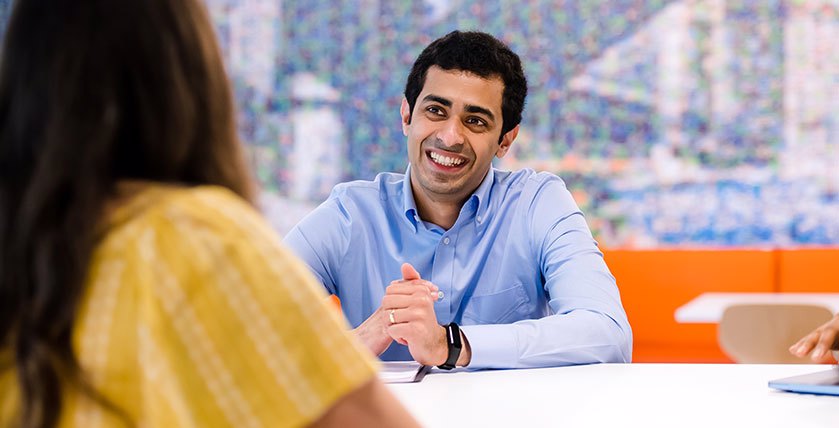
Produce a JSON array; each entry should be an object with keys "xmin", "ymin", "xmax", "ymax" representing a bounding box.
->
[{"xmin": 1, "ymin": 0, "xmax": 837, "ymax": 247}]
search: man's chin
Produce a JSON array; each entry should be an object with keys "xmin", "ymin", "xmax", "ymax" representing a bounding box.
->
[{"xmin": 423, "ymin": 183, "xmax": 471, "ymax": 201}]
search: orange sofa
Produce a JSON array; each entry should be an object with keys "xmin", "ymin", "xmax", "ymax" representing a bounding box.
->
[
  {"xmin": 777, "ymin": 248, "xmax": 839, "ymax": 293},
  {"xmin": 604, "ymin": 249, "xmax": 776, "ymax": 363},
  {"xmin": 605, "ymin": 248, "xmax": 838, "ymax": 363}
]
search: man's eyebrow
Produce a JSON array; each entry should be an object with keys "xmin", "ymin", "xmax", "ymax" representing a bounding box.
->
[
  {"xmin": 465, "ymin": 105, "xmax": 495, "ymax": 122},
  {"xmin": 422, "ymin": 94, "xmax": 452, "ymax": 107},
  {"xmin": 422, "ymin": 95, "xmax": 496, "ymax": 122}
]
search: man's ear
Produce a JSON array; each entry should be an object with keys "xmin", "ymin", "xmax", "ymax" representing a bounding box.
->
[
  {"xmin": 495, "ymin": 125, "xmax": 519, "ymax": 159},
  {"xmin": 400, "ymin": 98, "xmax": 411, "ymax": 136}
]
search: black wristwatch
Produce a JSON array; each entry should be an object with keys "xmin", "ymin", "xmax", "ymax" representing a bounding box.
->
[{"xmin": 438, "ymin": 322, "xmax": 462, "ymax": 370}]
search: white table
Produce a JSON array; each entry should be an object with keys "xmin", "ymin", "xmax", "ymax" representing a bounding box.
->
[
  {"xmin": 388, "ymin": 364, "xmax": 839, "ymax": 427},
  {"xmin": 675, "ymin": 292, "xmax": 839, "ymax": 323}
]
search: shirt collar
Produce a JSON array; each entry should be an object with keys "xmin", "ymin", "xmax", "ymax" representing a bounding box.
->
[
  {"xmin": 402, "ymin": 164, "xmax": 496, "ymax": 232},
  {"xmin": 402, "ymin": 164, "xmax": 420, "ymax": 232},
  {"xmin": 471, "ymin": 167, "xmax": 495, "ymax": 228}
]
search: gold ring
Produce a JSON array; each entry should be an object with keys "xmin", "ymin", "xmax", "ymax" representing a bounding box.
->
[{"xmin": 388, "ymin": 309, "xmax": 396, "ymax": 324}]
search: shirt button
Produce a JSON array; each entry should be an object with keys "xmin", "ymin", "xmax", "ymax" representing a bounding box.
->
[
  {"xmin": 477, "ymin": 216, "xmax": 482, "ymax": 223},
  {"xmin": 443, "ymin": 237, "xmax": 450, "ymax": 245},
  {"xmin": 437, "ymin": 291, "xmax": 445, "ymax": 301}
]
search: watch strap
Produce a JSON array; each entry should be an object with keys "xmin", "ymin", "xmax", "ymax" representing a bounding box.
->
[{"xmin": 437, "ymin": 322, "xmax": 462, "ymax": 370}]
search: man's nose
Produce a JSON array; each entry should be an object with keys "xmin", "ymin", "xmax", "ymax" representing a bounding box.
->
[{"xmin": 437, "ymin": 119, "xmax": 465, "ymax": 148}]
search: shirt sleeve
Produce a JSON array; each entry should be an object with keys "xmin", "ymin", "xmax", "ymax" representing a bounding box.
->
[
  {"xmin": 140, "ymin": 189, "xmax": 377, "ymax": 427},
  {"xmin": 460, "ymin": 176, "xmax": 633, "ymax": 369},
  {"xmin": 283, "ymin": 196, "xmax": 352, "ymax": 296}
]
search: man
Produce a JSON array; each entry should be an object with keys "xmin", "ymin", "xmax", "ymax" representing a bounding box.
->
[{"xmin": 284, "ymin": 30, "xmax": 632, "ymax": 369}]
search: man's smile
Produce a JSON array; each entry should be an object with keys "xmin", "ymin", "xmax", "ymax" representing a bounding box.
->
[{"xmin": 426, "ymin": 149, "xmax": 468, "ymax": 170}]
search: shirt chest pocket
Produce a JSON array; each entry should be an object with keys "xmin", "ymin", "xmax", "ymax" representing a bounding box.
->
[{"xmin": 462, "ymin": 284, "xmax": 531, "ymax": 325}]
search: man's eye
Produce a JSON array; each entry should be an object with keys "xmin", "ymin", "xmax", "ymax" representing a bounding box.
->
[
  {"xmin": 466, "ymin": 117, "xmax": 487, "ymax": 127},
  {"xmin": 426, "ymin": 106, "xmax": 443, "ymax": 115}
]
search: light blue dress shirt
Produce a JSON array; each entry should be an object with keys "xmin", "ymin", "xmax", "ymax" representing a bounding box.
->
[{"xmin": 284, "ymin": 166, "xmax": 632, "ymax": 369}]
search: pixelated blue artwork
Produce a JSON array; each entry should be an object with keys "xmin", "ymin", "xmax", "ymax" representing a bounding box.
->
[{"xmin": 2, "ymin": 0, "xmax": 838, "ymax": 247}]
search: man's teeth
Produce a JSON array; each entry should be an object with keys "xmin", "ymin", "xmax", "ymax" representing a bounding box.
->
[{"xmin": 430, "ymin": 152, "xmax": 465, "ymax": 167}]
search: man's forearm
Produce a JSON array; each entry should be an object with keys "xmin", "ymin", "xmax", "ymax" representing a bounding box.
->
[{"xmin": 460, "ymin": 310, "xmax": 632, "ymax": 369}]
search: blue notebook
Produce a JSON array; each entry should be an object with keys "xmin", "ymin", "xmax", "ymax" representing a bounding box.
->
[{"xmin": 769, "ymin": 364, "xmax": 839, "ymax": 396}]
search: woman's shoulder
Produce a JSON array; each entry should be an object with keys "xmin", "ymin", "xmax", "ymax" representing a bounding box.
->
[
  {"xmin": 112, "ymin": 183, "xmax": 257, "ymax": 229},
  {"xmin": 100, "ymin": 183, "xmax": 273, "ymax": 258}
]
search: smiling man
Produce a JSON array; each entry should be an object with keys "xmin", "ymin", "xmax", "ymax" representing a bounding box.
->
[{"xmin": 284, "ymin": 31, "xmax": 632, "ymax": 369}]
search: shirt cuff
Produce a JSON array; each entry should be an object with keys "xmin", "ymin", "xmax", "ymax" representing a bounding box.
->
[{"xmin": 459, "ymin": 324, "xmax": 518, "ymax": 369}]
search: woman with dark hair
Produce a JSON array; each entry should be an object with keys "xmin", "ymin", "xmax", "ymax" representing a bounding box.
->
[{"xmin": 0, "ymin": 0, "xmax": 418, "ymax": 427}]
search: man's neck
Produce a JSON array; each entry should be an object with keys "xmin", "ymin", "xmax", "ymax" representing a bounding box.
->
[
  {"xmin": 414, "ymin": 194, "xmax": 463, "ymax": 231},
  {"xmin": 408, "ymin": 175, "xmax": 470, "ymax": 231}
]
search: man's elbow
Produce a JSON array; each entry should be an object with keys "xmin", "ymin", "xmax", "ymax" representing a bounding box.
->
[{"xmin": 600, "ymin": 313, "xmax": 633, "ymax": 363}]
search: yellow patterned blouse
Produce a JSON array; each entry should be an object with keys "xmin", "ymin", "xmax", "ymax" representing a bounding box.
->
[{"xmin": 0, "ymin": 184, "xmax": 376, "ymax": 427}]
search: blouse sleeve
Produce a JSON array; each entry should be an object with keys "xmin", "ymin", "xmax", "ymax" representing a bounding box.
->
[{"xmin": 137, "ymin": 188, "xmax": 377, "ymax": 428}]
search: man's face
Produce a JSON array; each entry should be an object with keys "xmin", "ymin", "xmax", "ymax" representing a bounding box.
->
[{"xmin": 401, "ymin": 66, "xmax": 517, "ymax": 206}]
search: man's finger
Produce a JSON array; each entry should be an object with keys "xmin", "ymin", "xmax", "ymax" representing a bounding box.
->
[
  {"xmin": 386, "ymin": 282, "xmax": 439, "ymax": 296},
  {"xmin": 389, "ymin": 279, "xmax": 437, "ymax": 289},
  {"xmin": 388, "ymin": 307, "xmax": 429, "ymax": 324},
  {"xmin": 381, "ymin": 294, "xmax": 414, "ymax": 310},
  {"xmin": 401, "ymin": 262, "xmax": 421, "ymax": 281},
  {"xmin": 387, "ymin": 323, "xmax": 412, "ymax": 345}
]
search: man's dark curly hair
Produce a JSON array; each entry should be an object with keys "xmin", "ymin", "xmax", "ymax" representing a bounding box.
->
[{"xmin": 403, "ymin": 30, "xmax": 528, "ymax": 142}]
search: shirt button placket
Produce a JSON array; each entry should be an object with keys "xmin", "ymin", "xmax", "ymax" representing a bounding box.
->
[{"xmin": 433, "ymin": 234, "xmax": 454, "ymax": 321}]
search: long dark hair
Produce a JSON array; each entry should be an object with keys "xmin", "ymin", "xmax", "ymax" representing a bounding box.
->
[{"xmin": 0, "ymin": 0, "xmax": 253, "ymax": 426}]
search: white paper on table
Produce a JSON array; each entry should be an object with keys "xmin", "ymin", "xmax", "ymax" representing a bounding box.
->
[{"xmin": 378, "ymin": 361, "xmax": 430, "ymax": 383}]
